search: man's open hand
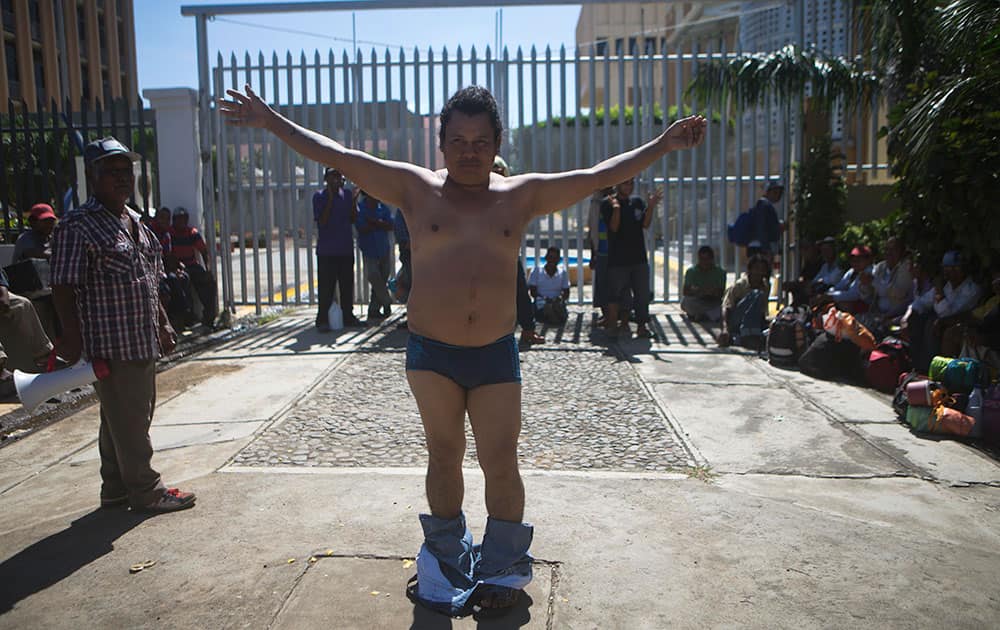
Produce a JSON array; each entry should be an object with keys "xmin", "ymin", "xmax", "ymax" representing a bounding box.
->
[
  {"xmin": 664, "ymin": 115, "xmax": 707, "ymax": 151},
  {"xmin": 646, "ymin": 186, "xmax": 664, "ymax": 209},
  {"xmin": 219, "ymin": 84, "xmax": 273, "ymax": 129}
]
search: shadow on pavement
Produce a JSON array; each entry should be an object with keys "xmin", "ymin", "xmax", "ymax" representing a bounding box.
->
[
  {"xmin": 408, "ymin": 591, "xmax": 535, "ymax": 629},
  {"xmin": 0, "ymin": 508, "xmax": 149, "ymax": 613}
]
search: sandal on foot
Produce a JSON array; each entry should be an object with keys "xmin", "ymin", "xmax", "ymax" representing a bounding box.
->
[{"xmin": 471, "ymin": 584, "xmax": 522, "ymax": 620}]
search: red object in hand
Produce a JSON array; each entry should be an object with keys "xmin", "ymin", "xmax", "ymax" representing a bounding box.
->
[{"xmin": 92, "ymin": 359, "xmax": 110, "ymax": 380}]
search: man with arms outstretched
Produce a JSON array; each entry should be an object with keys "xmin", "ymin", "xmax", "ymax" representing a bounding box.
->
[{"xmin": 220, "ymin": 84, "xmax": 705, "ymax": 618}]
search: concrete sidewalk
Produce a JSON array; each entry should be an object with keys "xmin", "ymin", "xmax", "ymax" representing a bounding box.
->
[{"xmin": 0, "ymin": 306, "xmax": 998, "ymax": 629}]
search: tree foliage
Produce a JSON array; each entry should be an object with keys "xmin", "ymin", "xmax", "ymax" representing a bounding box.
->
[
  {"xmin": 794, "ymin": 134, "xmax": 848, "ymax": 244},
  {"xmin": 688, "ymin": 0, "xmax": 1000, "ymax": 273}
]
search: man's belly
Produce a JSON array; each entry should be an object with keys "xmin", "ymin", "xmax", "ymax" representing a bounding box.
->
[{"xmin": 406, "ymin": 277, "xmax": 517, "ymax": 347}]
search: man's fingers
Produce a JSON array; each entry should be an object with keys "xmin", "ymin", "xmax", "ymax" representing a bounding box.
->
[{"xmin": 225, "ymin": 88, "xmax": 251, "ymax": 105}]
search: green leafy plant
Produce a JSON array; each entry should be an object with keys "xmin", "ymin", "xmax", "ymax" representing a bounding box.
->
[{"xmin": 793, "ymin": 134, "xmax": 848, "ymax": 244}]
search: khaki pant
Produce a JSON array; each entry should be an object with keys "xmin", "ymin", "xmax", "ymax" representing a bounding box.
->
[
  {"xmin": 93, "ymin": 358, "xmax": 165, "ymax": 507},
  {"xmin": 0, "ymin": 293, "xmax": 53, "ymax": 372}
]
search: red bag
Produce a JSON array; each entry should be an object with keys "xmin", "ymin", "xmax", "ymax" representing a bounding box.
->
[{"xmin": 866, "ymin": 338, "xmax": 911, "ymax": 393}]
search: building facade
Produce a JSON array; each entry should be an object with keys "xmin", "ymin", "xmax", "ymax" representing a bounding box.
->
[
  {"xmin": 575, "ymin": 2, "xmax": 741, "ymax": 108},
  {"xmin": 1, "ymin": 0, "xmax": 138, "ymax": 111}
]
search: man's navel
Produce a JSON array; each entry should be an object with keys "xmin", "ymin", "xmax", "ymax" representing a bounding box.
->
[
  {"xmin": 503, "ymin": 228, "xmax": 511, "ymax": 237},
  {"xmin": 466, "ymin": 311, "xmax": 479, "ymax": 325},
  {"xmin": 431, "ymin": 223, "xmax": 440, "ymax": 232}
]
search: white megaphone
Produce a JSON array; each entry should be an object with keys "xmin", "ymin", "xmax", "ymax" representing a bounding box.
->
[{"xmin": 14, "ymin": 358, "xmax": 110, "ymax": 411}]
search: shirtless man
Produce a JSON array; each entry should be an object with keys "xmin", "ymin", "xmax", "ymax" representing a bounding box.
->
[{"xmin": 220, "ymin": 84, "xmax": 705, "ymax": 618}]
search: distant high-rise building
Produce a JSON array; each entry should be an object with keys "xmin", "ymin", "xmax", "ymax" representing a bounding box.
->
[{"xmin": 0, "ymin": 0, "xmax": 138, "ymax": 111}]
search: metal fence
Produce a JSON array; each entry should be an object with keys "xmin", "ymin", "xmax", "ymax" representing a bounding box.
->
[
  {"xmin": 0, "ymin": 97, "xmax": 159, "ymax": 242},
  {"xmin": 208, "ymin": 44, "xmax": 889, "ymax": 311}
]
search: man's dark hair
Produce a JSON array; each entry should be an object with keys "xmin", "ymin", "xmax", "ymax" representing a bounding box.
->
[
  {"xmin": 746, "ymin": 253, "xmax": 769, "ymax": 273},
  {"xmin": 698, "ymin": 245, "xmax": 714, "ymax": 257},
  {"xmin": 546, "ymin": 246, "xmax": 561, "ymax": 258},
  {"xmin": 438, "ymin": 86, "xmax": 502, "ymax": 146}
]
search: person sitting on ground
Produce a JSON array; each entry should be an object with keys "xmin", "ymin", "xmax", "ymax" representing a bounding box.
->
[
  {"xmin": 169, "ymin": 208, "xmax": 218, "ymax": 328},
  {"xmin": 681, "ymin": 245, "xmax": 726, "ymax": 322},
  {"xmin": 528, "ymin": 246, "xmax": 571, "ymax": 326},
  {"xmin": 857, "ymin": 236, "xmax": 912, "ymax": 334},
  {"xmin": 781, "ymin": 239, "xmax": 822, "ymax": 306},
  {"xmin": 811, "ymin": 236, "xmax": 844, "ymax": 294},
  {"xmin": 941, "ymin": 266, "xmax": 1000, "ymax": 365},
  {"xmin": 718, "ymin": 254, "xmax": 771, "ymax": 349},
  {"xmin": 355, "ymin": 191, "xmax": 395, "ymax": 320},
  {"xmin": 149, "ymin": 206, "xmax": 173, "ymax": 252},
  {"xmin": 493, "ymin": 156, "xmax": 545, "ymax": 345},
  {"xmin": 13, "ymin": 203, "xmax": 57, "ymax": 262},
  {"xmin": 825, "ymin": 245, "xmax": 873, "ymax": 313},
  {"xmin": 0, "ymin": 267, "xmax": 55, "ymax": 395},
  {"xmin": 905, "ymin": 250, "xmax": 981, "ymax": 372}
]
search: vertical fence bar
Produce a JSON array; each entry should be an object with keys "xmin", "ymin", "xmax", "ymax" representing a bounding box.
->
[
  {"xmin": 214, "ymin": 59, "xmax": 235, "ymax": 312},
  {"xmin": 573, "ymin": 47, "xmax": 584, "ymax": 304},
  {"xmin": 260, "ymin": 51, "xmax": 275, "ymax": 306},
  {"xmin": 529, "ymin": 46, "xmax": 539, "ymax": 260},
  {"xmin": 276, "ymin": 52, "xmax": 289, "ymax": 306},
  {"xmin": 674, "ymin": 44, "xmax": 685, "ymax": 295},
  {"xmin": 246, "ymin": 52, "xmax": 261, "ymax": 313},
  {"xmin": 516, "ymin": 47, "xmax": 526, "ymax": 263},
  {"xmin": 660, "ymin": 45, "xmax": 670, "ymax": 300},
  {"xmin": 229, "ymin": 53, "xmax": 247, "ymax": 304}
]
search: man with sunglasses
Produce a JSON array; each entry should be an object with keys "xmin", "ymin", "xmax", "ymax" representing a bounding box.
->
[{"xmin": 50, "ymin": 137, "xmax": 196, "ymax": 514}]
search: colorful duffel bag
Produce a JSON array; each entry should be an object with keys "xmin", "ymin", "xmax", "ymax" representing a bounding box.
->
[
  {"xmin": 929, "ymin": 405, "xmax": 976, "ymax": 437},
  {"xmin": 928, "ymin": 356, "xmax": 983, "ymax": 394},
  {"xmin": 906, "ymin": 405, "xmax": 934, "ymax": 432}
]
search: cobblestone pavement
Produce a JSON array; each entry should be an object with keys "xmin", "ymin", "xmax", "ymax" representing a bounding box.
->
[{"xmin": 233, "ymin": 312, "xmax": 698, "ymax": 471}]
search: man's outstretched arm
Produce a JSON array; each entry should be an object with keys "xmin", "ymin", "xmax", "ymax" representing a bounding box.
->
[
  {"xmin": 219, "ymin": 85, "xmax": 433, "ymax": 211},
  {"xmin": 521, "ymin": 115, "xmax": 706, "ymax": 217}
]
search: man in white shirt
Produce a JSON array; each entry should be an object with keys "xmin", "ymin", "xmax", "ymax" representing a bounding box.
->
[
  {"xmin": 860, "ymin": 237, "xmax": 913, "ymax": 319},
  {"xmin": 811, "ymin": 236, "xmax": 844, "ymax": 291},
  {"xmin": 528, "ymin": 247, "xmax": 571, "ymax": 325},
  {"xmin": 908, "ymin": 250, "xmax": 981, "ymax": 371}
]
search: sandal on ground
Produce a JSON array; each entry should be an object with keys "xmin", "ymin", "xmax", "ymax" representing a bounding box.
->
[{"xmin": 471, "ymin": 584, "xmax": 522, "ymax": 620}]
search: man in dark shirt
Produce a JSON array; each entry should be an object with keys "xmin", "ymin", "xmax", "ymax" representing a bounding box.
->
[
  {"xmin": 169, "ymin": 208, "xmax": 217, "ymax": 327},
  {"xmin": 13, "ymin": 203, "xmax": 57, "ymax": 262},
  {"xmin": 313, "ymin": 167, "xmax": 364, "ymax": 330},
  {"xmin": 600, "ymin": 177, "xmax": 662, "ymax": 338},
  {"xmin": 748, "ymin": 179, "xmax": 783, "ymax": 259}
]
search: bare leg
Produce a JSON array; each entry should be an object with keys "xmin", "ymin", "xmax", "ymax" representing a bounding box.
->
[
  {"xmin": 466, "ymin": 382, "xmax": 524, "ymax": 522},
  {"xmin": 407, "ymin": 370, "xmax": 468, "ymax": 519}
]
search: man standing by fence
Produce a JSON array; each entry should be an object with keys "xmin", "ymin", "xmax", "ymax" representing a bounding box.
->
[
  {"xmin": 50, "ymin": 136, "xmax": 195, "ymax": 514},
  {"xmin": 220, "ymin": 84, "xmax": 705, "ymax": 618},
  {"xmin": 313, "ymin": 167, "xmax": 364, "ymax": 330}
]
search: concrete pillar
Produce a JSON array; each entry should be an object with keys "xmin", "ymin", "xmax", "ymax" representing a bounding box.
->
[{"xmin": 143, "ymin": 88, "xmax": 204, "ymax": 229}]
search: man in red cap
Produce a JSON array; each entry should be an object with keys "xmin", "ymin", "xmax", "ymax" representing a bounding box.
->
[
  {"xmin": 12, "ymin": 203, "xmax": 57, "ymax": 262},
  {"xmin": 825, "ymin": 245, "xmax": 874, "ymax": 313}
]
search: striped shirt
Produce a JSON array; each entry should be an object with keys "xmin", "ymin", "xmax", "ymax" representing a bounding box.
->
[{"xmin": 50, "ymin": 198, "xmax": 163, "ymax": 361}]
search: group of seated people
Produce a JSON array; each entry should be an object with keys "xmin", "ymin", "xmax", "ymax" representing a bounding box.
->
[
  {"xmin": 142, "ymin": 206, "xmax": 218, "ymax": 331},
  {"xmin": 680, "ymin": 234, "xmax": 1000, "ymax": 375}
]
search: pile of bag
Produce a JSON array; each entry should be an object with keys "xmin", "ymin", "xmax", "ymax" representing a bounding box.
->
[{"xmin": 892, "ymin": 356, "xmax": 1000, "ymax": 441}]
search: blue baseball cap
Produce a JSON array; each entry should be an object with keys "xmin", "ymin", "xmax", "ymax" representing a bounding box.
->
[
  {"xmin": 766, "ymin": 179, "xmax": 784, "ymax": 191},
  {"xmin": 942, "ymin": 250, "xmax": 963, "ymax": 267},
  {"xmin": 84, "ymin": 136, "xmax": 139, "ymax": 165}
]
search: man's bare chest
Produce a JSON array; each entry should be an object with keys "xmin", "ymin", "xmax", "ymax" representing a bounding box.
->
[{"xmin": 409, "ymin": 204, "xmax": 524, "ymax": 250}]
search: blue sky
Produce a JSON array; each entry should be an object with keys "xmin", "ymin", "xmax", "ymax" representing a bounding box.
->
[{"xmin": 135, "ymin": 1, "xmax": 583, "ymax": 99}]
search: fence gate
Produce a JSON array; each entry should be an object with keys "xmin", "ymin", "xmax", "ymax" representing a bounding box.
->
[
  {"xmin": 209, "ymin": 42, "xmax": 886, "ymax": 313},
  {"xmin": 0, "ymin": 97, "xmax": 158, "ymax": 242}
]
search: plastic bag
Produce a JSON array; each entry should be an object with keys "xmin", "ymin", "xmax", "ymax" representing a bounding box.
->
[{"xmin": 328, "ymin": 303, "xmax": 344, "ymax": 330}]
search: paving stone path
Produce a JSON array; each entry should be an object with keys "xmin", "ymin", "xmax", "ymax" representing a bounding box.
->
[{"xmin": 233, "ymin": 322, "xmax": 696, "ymax": 471}]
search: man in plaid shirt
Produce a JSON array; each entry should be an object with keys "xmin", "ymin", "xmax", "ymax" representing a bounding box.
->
[{"xmin": 50, "ymin": 137, "xmax": 196, "ymax": 513}]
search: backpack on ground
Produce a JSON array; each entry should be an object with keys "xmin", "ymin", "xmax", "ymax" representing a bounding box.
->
[
  {"xmin": 865, "ymin": 337, "xmax": 912, "ymax": 393},
  {"xmin": 767, "ymin": 306, "xmax": 811, "ymax": 367},
  {"xmin": 727, "ymin": 209, "xmax": 753, "ymax": 246},
  {"xmin": 798, "ymin": 332, "xmax": 863, "ymax": 382}
]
